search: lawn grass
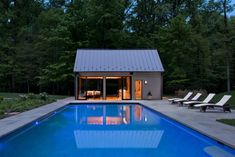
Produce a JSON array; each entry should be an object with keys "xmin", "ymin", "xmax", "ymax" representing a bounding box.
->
[
  {"xmin": 0, "ymin": 92, "xmax": 67, "ymax": 119},
  {"xmin": 0, "ymin": 92, "xmax": 24, "ymax": 98},
  {"xmin": 216, "ymin": 119, "xmax": 235, "ymax": 127},
  {"xmin": 0, "ymin": 92, "xmax": 67, "ymax": 99}
]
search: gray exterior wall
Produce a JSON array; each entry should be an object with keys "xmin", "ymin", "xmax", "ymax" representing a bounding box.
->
[
  {"xmin": 132, "ymin": 72, "xmax": 162, "ymax": 100},
  {"xmin": 75, "ymin": 72, "xmax": 163, "ymax": 100}
]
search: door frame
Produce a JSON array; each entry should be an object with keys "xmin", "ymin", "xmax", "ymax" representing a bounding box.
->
[{"xmin": 135, "ymin": 80, "xmax": 143, "ymax": 100}]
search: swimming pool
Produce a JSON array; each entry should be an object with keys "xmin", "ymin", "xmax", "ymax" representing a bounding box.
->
[{"xmin": 0, "ymin": 103, "xmax": 235, "ymax": 157}]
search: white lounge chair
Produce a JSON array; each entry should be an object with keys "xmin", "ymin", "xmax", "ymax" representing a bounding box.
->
[
  {"xmin": 194, "ymin": 95, "xmax": 232, "ymax": 112},
  {"xmin": 168, "ymin": 92, "xmax": 193, "ymax": 103},
  {"xmin": 183, "ymin": 93, "xmax": 216, "ymax": 108},
  {"xmin": 175, "ymin": 93, "xmax": 202, "ymax": 105}
]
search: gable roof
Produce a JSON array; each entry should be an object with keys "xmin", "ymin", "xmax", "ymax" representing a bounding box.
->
[{"xmin": 74, "ymin": 49, "xmax": 164, "ymax": 72}]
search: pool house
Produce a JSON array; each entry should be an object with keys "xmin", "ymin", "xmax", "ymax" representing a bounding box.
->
[{"xmin": 74, "ymin": 49, "xmax": 164, "ymax": 100}]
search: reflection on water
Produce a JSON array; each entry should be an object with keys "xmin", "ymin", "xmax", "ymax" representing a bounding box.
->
[
  {"xmin": 73, "ymin": 104, "xmax": 164, "ymax": 149},
  {"xmin": 74, "ymin": 130, "xmax": 164, "ymax": 148},
  {"xmin": 74, "ymin": 105, "xmax": 145, "ymax": 125}
]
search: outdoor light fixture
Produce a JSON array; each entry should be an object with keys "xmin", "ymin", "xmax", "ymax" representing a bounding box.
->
[{"xmin": 144, "ymin": 80, "xmax": 148, "ymax": 85}]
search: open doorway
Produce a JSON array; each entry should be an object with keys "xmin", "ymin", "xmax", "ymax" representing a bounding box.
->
[
  {"xmin": 106, "ymin": 77, "xmax": 122, "ymax": 100},
  {"xmin": 105, "ymin": 76, "xmax": 131, "ymax": 100}
]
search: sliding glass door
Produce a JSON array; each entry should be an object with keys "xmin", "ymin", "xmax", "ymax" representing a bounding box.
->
[
  {"xmin": 78, "ymin": 77, "xmax": 103, "ymax": 100},
  {"xmin": 122, "ymin": 76, "xmax": 131, "ymax": 100},
  {"xmin": 106, "ymin": 76, "xmax": 131, "ymax": 100},
  {"xmin": 106, "ymin": 77, "xmax": 122, "ymax": 100},
  {"xmin": 77, "ymin": 76, "xmax": 131, "ymax": 100}
]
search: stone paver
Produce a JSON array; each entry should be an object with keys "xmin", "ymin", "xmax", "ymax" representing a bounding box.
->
[{"xmin": 1, "ymin": 99, "xmax": 235, "ymax": 149}]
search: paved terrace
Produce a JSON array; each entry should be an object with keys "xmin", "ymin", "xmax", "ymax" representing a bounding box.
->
[{"xmin": 0, "ymin": 98, "xmax": 235, "ymax": 149}]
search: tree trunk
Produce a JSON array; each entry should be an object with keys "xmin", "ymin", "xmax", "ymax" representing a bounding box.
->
[
  {"xmin": 223, "ymin": 0, "xmax": 231, "ymax": 92},
  {"xmin": 27, "ymin": 80, "xmax": 30, "ymax": 93},
  {"xmin": 11, "ymin": 74, "xmax": 15, "ymax": 92}
]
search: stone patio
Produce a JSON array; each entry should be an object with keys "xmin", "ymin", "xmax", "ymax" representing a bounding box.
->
[{"xmin": 0, "ymin": 98, "xmax": 235, "ymax": 149}]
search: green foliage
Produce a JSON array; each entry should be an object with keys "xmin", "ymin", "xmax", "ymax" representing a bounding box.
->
[
  {"xmin": 0, "ymin": 110, "xmax": 4, "ymax": 119},
  {"xmin": 19, "ymin": 94, "xmax": 28, "ymax": 101},
  {"xmin": 175, "ymin": 89, "xmax": 207, "ymax": 98},
  {"xmin": 0, "ymin": 0, "xmax": 235, "ymax": 95},
  {"xmin": 0, "ymin": 92, "xmax": 66, "ymax": 119},
  {"xmin": 0, "ymin": 96, "xmax": 3, "ymax": 101},
  {"xmin": 212, "ymin": 90, "xmax": 235, "ymax": 108},
  {"xmin": 28, "ymin": 93, "xmax": 36, "ymax": 99},
  {"xmin": 39, "ymin": 92, "xmax": 48, "ymax": 101}
]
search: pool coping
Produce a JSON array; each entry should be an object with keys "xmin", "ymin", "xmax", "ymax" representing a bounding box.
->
[{"xmin": 0, "ymin": 99, "xmax": 235, "ymax": 150}]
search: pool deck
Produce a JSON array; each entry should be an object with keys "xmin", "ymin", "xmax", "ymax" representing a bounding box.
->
[{"xmin": 0, "ymin": 98, "xmax": 235, "ymax": 149}]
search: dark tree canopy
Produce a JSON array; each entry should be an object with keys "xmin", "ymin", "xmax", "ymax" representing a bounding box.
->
[{"xmin": 0, "ymin": 0, "xmax": 234, "ymax": 95}]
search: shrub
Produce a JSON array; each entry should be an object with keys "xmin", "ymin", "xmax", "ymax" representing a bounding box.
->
[
  {"xmin": 192, "ymin": 89, "xmax": 207, "ymax": 97},
  {"xmin": 3, "ymin": 103, "xmax": 14, "ymax": 113},
  {"xmin": 175, "ymin": 89, "xmax": 189, "ymax": 97},
  {"xmin": 40, "ymin": 92, "xmax": 48, "ymax": 101},
  {"xmin": 28, "ymin": 93, "xmax": 36, "ymax": 99},
  {"xmin": 19, "ymin": 94, "xmax": 28, "ymax": 101},
  {"xmin": 0, "ymin": 110, "xmax": 5, "ymax": 119},
  {"xmin": 0, "ymin": 96, "xmax": 4, "ymax": 102},
  {"xmin": 175, "ymin": 89, "xmax": 207, "ymax": 97}
]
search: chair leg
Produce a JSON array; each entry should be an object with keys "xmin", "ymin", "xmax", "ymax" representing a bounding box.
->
[
  {"xmin": 223, "ymin": 106, "xmax": 231, "ymax": 112},
  {"xmin": 188, "ymin": 104, "xmax": 193, "ymax": 109},
  {"xmin": 200, "ymin": 107, "xmax": 202, "ymax": 112},
  {"xmin": 200, "ymin": 106, "xmax": 206, "ymax": 112}
]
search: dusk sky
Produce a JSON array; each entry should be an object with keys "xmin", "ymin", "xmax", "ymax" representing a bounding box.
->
[{"xmin": 229, "ymin": 0, "xmax": 235, "ymax": 16}]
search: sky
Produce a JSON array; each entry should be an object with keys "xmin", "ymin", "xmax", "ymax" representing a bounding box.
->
[{"xmin": 229, "ymin": 0, "xmax": 235, "ymax": 16}]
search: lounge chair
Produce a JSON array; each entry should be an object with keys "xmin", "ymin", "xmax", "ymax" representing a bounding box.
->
[
  {"xmin": 174, "ymin": 93, "xmax": 202, "ymax": 105},
  {"xmin": 183, "ymin": 93, "xmax": 216, "ymax": 108},
  {"xmin": 168, "ymin": 92, "xmax": 193, "ymax": 103},
  {"xmin": 194, "ymin": 95, "xmax": 232, "ymax": 112}
]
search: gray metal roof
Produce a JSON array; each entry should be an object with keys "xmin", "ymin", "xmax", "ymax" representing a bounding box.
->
[{"xmin": 74, "ymin": 49, "xmax": 164, "ymax": 72}]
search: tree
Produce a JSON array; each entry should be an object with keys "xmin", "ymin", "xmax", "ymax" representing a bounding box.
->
[
  {"xmin": 85, "ymin": 0, "xmax": 130, "ymax": 48},
  {"xmin": 0, "ymin": 0, "xmax": 235, "ymax": 95},
  {"xmin": 222, "ymin": 0, "xmax": 230, "ymax": 92}
]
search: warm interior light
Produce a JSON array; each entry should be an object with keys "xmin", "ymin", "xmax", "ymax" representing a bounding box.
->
[
  {"xmin": 86, "ymin": 76, "xmax": 103, "ymax": 79},
  {"xmin": 106, "ymin": 76, "xmax": 122, "ymax": 79}
]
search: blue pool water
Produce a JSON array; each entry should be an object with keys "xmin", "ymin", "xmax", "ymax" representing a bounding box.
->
[{"xmin": 0, "ymin": 103, "xmax": 235, "ymax": 157}]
